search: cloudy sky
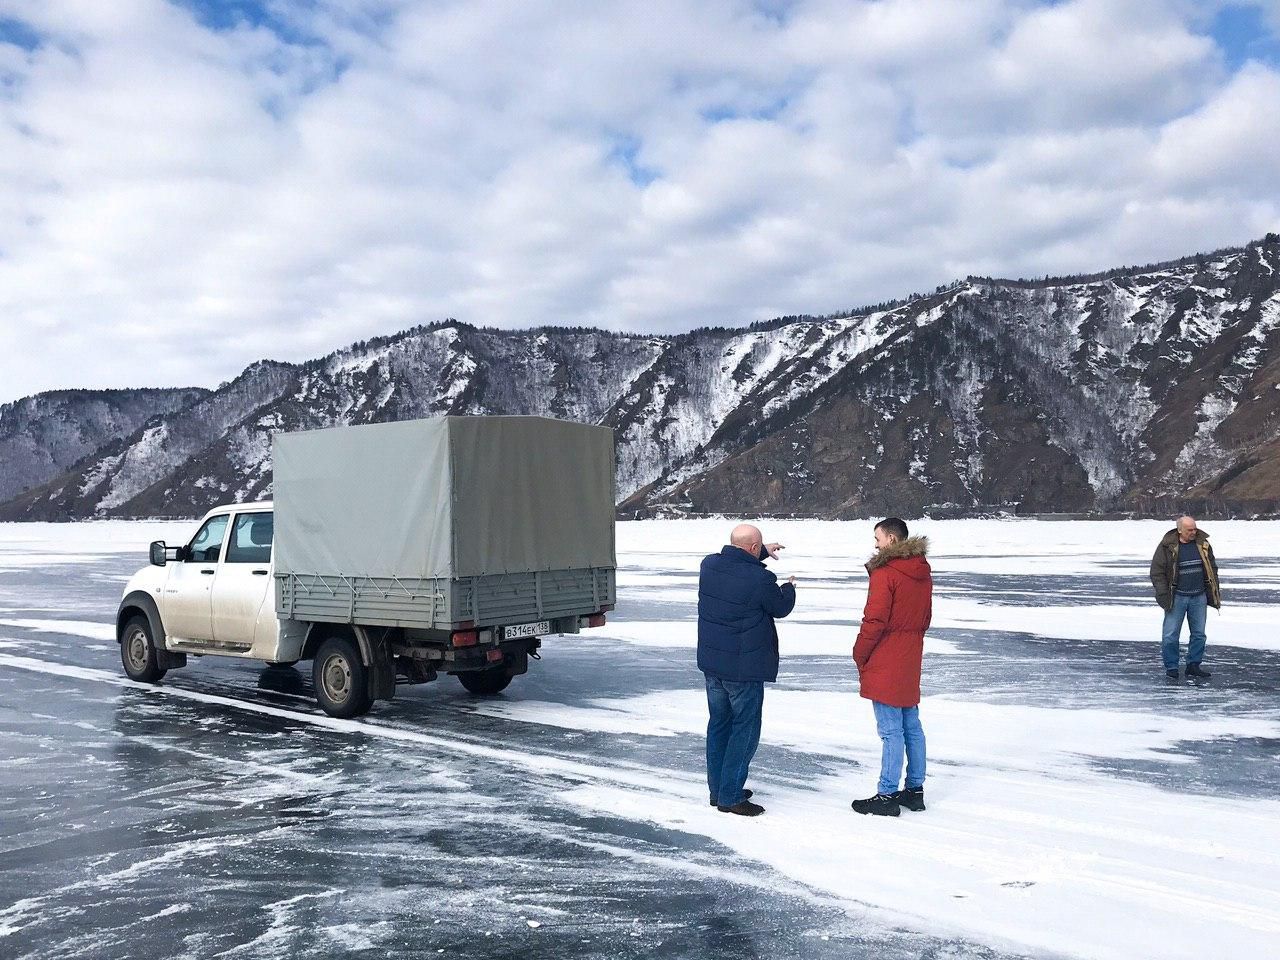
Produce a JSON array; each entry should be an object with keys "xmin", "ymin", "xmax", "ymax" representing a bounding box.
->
[{"xmin": 1, "ymin": 0, "xmax": 1279, "ymax": 403}]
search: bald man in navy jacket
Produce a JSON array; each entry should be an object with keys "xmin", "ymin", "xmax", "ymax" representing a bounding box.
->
[{"xmin": 697, "ymin": 523, "xmax": 796, "ymax": 816}]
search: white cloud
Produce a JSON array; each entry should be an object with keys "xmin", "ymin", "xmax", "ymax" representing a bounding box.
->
[
  {"xmin": 1154, "ymin": 63, "xmax": 1280, "ymax": 195},
  {"xmin": 0, "ymin": 0, "xmax": 1277, "ymax": 401}
]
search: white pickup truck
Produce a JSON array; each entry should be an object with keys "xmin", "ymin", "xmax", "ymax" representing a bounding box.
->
[
  {"xmin": 117, "ymin": 500, "xmax": 293, "ymax": 677},
  {"xmin": 115, "ymin": 416, "xmax": 617, "ymax": 718}
]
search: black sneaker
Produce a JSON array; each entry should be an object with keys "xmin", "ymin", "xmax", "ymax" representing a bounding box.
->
[
  {"xmin": 891, "ymin": 787, "xmax": 925, "ymax": 812},
  {"xmin": 851, "ymin": 793, "xmax": 900, "ymax": 817},
  {"xmin": 709, "ymin": 788, "xmax": 753, "ymax": 808},
  {"xmin": 1186, "ymin": 663, "xmax": 1212, "ymax": 679},
  {"xmin": 717, "ymin": 799, "xmax": 765, "ymax": 816},
  {"xmin": 1166, "ymin": 669, "xmax": 1180, "ymax": 679}
]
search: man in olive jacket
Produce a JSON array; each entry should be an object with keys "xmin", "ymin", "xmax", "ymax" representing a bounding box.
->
[{"xmin": 1150, "ymin": 516, "xmax": 1220, "ymax": 680}]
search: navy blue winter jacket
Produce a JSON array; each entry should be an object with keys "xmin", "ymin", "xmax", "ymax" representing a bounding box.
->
[{"xmin": 697, "ymin": 545, "xmax": 796, "ymax": 683}]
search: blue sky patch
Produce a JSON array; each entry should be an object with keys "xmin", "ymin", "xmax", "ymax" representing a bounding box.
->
[
  {"xmin": 608, "ymin": 137, "xmax": 659, "ymax": 187},
  {"xmin": 701, "ymin": 95, "xmax": 791, "ymax": 125},
  {"xmin": 172, "ymin": 0, "xmax": 281, "ymax": 32},
  {"xmin": 0, "ymin": 17, "xmax": 41, "ymax": 52},
  {"xmin": 1209, "ymin": 3, "xmax": 1280, "ymax": 69},
  {"xmin": 170, "ymin": 0, "xmax": 327, "ymax": 48}
]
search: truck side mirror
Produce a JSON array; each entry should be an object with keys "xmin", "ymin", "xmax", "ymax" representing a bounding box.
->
[{"xmin": 150, "ymin": 541, "xmax": 167, "ymax": 566}]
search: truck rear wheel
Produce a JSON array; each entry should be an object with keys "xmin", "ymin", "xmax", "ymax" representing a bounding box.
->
[
  {"xmin": 120, "ymin": 615, "xmax": 167, "ymax": 683},
  {"xmin": 458, "ymin": 668, "xmax": 513, "ymax": 696},
  {"xmin": 313, "ymin": 637, "xmax": 372, "ymax": 718}
]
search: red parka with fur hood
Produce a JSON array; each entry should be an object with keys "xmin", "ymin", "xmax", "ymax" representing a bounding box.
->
[{"xmin": 853, "ymin": 536, "xmax": 932, "ymax": 708}]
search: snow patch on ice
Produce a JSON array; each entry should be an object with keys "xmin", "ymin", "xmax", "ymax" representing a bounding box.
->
[
  {"xmin": 0, "ymin": 619, "xmax": 116, "ymax": 641},
  {"xmin": 590, "ymin": 618, "xmax": 969, "ymax": 656},
  {"xmin": 0, "ymin": 552, "xmax": 98, "ymax": 569},
  {"xmin": 534, "ymin": 685, "xmax": 1280, "ymax": 960},
  {"xmin": 474, "ymin": 687, "xmax": 1280, "ymax": 773}
]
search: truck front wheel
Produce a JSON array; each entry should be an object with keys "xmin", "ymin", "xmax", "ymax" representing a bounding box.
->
[
  {"xmin": 120, "ymin": 615, "xmax": 167, "ymax": 683},
  {"xmin": 313, "ymin": 637, "xmax": 372, "ymax": 718},
  {"xmin": 458, "ymin": 668, "xmax": 513, "ymax": 696}
]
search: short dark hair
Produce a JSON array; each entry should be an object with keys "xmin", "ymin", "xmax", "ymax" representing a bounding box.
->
[{"xmin": 875, "ymin": 517, "xmax": 909, "ymax": 541}]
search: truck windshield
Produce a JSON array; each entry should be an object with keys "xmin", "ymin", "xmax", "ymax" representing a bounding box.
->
[
  {"xmin": 188, "ymin": 515, "xmax": 229, "ymax": 563},
  {"xmin": 226, "ymin": 512, "xmax": 273, "ymax": 564}
]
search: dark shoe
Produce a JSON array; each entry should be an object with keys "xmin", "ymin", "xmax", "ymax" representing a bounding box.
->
[
  {"xmin": 1186, "ymin": 663, "xmax": 1212, "ymax": 679},
  {"xmin": 717, "ymin": 799, "xmax": 765, "ymax": 816},
  {"xmin": 851, "ymin": 793, "xmax": 900, "ymax": 817},
  {"xmin": 891, "ymin": 787, "xmax": 925, "ymax": 812},
  {"xmin": 1166, "ymin": 669, "xmax": 1180, "ymax": 679},
  {"xmin": 708, "ymin": 788, "xmax": 752, "ymax": 808}
]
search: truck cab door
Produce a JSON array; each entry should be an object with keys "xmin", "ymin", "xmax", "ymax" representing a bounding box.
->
[
  {"xmin": 211, "ymin": 511, "xmax": 274, "ymax": 649},
  {"xmin": 162, "ymin": 514, "xmax": 229, "ymax": 643}
]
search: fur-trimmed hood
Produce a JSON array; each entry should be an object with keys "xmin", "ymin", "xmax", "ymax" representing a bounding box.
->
[
  {"xmin": 1159, "ymin": 528, "xmax": 1209, "ymax": 548},
  {"xmin": 866, "ymin": 535, "xmax": 930, "ymax": 577}
]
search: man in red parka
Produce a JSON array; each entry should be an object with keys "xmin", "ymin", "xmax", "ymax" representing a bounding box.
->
[{"xmin": 851, "ymin": 517, "xmax": 932, "ymax": 817}]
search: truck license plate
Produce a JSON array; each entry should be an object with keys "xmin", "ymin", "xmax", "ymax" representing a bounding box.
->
[{"xmin": 504, "ymin": 620, "xmax": 550, "ymax": 640}]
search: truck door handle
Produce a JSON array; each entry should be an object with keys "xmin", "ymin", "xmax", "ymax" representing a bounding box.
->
[
  {"xmin": 200, "ymin": 569, "xmax": 215, "ymax": 575},
  {"xmin": 252, "ymin": 570, "xmax": 269, "ymax": 576}
]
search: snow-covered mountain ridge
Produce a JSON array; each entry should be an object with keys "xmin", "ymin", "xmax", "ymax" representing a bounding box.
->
[
  {"xmin": 0, "ymin": 388, "xmax": 209, "ymax": 506},
  {"xmin": 3, "ymin": 236, "xmax": 1279, "ymax": 520}
]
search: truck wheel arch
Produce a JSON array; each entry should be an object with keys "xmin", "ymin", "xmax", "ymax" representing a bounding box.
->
[
  {"xmin": 117, "ymin": 591, "xmax": 166, "ymax": 647},
  {"xmin": 301, "ymin": 623, "xmax": 370, "ymax": 664},
  {"xmin": 117, "ymin": 592, "xmax": 187, "ymax": 671}
]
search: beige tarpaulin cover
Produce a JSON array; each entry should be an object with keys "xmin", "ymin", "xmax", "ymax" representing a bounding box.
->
[{"xmin": 273, "ymin": 417, "xmax": 616, "ymax": 579}]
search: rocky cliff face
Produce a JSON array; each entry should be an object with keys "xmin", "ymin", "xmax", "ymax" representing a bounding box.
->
[
  {"xmin": 0, "ymin": 388, "xmax": 209, "ymax": 505},
  {"xmin": 3, "ymin": 236, "xmax": 1278, "ymax": 520},
  {"xmin": 645, "ymin": 238, "xmax": 1280, "ymax": 518}
]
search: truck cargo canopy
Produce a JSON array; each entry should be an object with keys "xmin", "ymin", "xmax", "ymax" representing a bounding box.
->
[{"xmin": 273, "ymin": 417, "xmax": 616, "ymax": 580}]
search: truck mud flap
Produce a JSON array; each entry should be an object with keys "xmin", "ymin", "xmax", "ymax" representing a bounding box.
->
[
  {"xmin": 354, "ymin": 626, "xmax": 396, "ymax": 702},
  {"xmin": 156, "ymin": 650, "xmax": 187, "ymax": 671},
  {"xmin": 491, "ymin": 636, "xmax": 538, "ymax": 677},
  {"xmin": 504, "ymin": 650, "xmax": 529, "ymax": 677}
]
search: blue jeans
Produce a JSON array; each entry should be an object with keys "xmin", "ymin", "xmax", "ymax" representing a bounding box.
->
[
  {"xmin": 1162, "ymin": 592, "xmax": 1208, "ymax": 670},
  {"xmin": 705, "ymin": 676, "xmax": 764, "ymax": 807},
  {"xmin": 872, "ymin": 701, "xmax": 926, "ymax": 796}
]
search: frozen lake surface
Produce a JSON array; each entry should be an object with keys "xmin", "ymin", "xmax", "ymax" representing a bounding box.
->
[{"xmin": 1, "ymin": 518, "xmax": 1279, "ymax": 959}]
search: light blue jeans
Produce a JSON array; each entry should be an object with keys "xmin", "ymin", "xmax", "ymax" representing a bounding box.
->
[
  {"xmin": 705, "ymin": 677, "xmax": 764, "ymax": 807},
  {"xmin": 872, "ymin": 701, "xmax": 926, "ymax": 796},
  {"xmin": 1162, "ymin": 592, "xmax": 1208, "ymax": 671}
]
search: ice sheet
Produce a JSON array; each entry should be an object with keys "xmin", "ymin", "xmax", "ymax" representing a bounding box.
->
[
  {"xmin": 3, "ymin": 516, "xmax": 1278, "ymax": 960},
  {"xmin": 615, "ymin": 518, "xmax": 1280, "ymax": 651},
  {"xmin": 473, "ymin": 686, "xmax": 1280, "ymax": 960}
]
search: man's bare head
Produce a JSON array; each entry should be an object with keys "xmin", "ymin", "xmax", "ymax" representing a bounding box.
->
[
  {"xmin": 1177, "ymin": 515, "xmax": 1198, "ymax": 543},
  {"xmin": 730, "ymin": 523, "xmax": 763, "ymax": 555}
]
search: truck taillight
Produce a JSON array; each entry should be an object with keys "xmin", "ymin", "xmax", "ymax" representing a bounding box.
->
[
  {"xmin": 585, "ymin": 613, "xmax": 606, "ymax": 628},
  {"xmin": 451, "ymin": 629, "xmax": 479, "ymax": 648}
]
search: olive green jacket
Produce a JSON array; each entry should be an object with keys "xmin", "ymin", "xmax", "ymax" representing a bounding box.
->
[{"xmin": 1150, "ymin": 529, "xmax": 1221, "ymax": 612}]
